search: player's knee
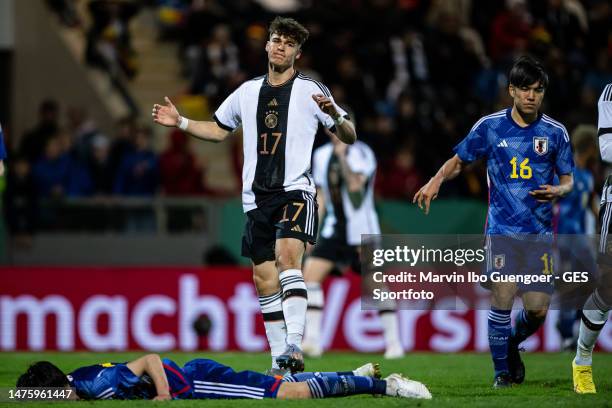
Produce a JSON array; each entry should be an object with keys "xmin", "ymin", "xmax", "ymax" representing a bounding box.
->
[
  {"xmin": 275, "ymin": 251, "xmax": 302, "ymax": 271},
  {"xmin": 491, "ymin": 292, "xmax": 514, "ymax": 309}
]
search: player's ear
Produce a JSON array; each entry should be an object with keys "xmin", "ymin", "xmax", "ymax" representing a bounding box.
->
[
  {"xmin": 295, "ymin": 49, "xmax": 302, "ymax": 60},
  {"xmin": 265, "ymin": 41, "xmax": 271, "ymax": 52},
  {"xmin": 508, "ymin": 85, "xmax": 515, "ymax": 98}
]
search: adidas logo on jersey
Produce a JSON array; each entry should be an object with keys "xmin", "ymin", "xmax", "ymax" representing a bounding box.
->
[
  {"xmin": 268, "ymin": 98, "xmax": 279, "ymax": 107},
  {"xmin": 291, "ymin": 225, "xmax": 302, "ymax": 232},
  {"xmin": 497, "ymin": 139, "xmax": 509, "ymax": 147}
]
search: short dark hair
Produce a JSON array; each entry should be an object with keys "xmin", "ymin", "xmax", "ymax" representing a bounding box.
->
[
  {"xmin": 268, "ymin": 17, "xmax": 309, "ymax": 47},
  {"xmin": 508, "ymin": 56, "xmax": 549, "ymax": 89},
  {"xmin": 17, "ymin": 361, "xmax": 68, "ymax": 388}
]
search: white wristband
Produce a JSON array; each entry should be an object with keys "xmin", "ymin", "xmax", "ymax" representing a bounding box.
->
[
  {"xmin": 334, "ymin": 115, "xmax": 345, "ymax": 126},
  {"xmin": 178, "ymin": 116, "xmax": 189, "ymax": 131}
]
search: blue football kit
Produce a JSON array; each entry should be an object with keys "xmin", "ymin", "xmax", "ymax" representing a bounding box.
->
[
  {"xmin": 454, "ymin": 108, "xmax": 574, "ymax": 294},
  {"xmin": 67, "ymin": 358, "xmax": 282, "ymax": 400}
]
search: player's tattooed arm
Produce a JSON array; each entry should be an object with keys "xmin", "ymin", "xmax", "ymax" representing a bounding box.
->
[
  {"xmin": 413, "ymin": 154, "xmax": 465, "ymax": 214},
  {"xmin": 152, "ymin": 97, "xmax": 231, "ymax": 143},
  {"xmin": 529, "ymin": 173, "xmax": 573, "ymax": 202},
  {"xmin": 126, "ymin": 354, "xmax": 171, "ymax": 401},
  {"xmin": 312, "ymin": 94, "xmax": 356, "ymax": 144}
]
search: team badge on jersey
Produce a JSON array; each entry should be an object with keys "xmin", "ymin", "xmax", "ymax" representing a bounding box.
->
[
  {"xmin": 533, "ymin": 137, "xmax": 548, "ymax": 156},
  {"xmin": 265, "ymin": 112, "xmax": 278, "ymax": 128},
  {"xmin": 494, "ymin": 254, "xmax": 505, "ymax": 269}
]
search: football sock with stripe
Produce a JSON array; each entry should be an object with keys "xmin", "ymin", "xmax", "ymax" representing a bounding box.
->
[
  {"xmin": 304, "ymin": 282, "xmax": 323, "ymax": 348},
  {"xmin": 303, "ymin": 374, "xmax": 387, "ymax": 398},
  {"xmin": 285, "ymin": 371, "xmax": 356, "ymax": 382},
  {"xmin": 511, "ymin": 309, "xmax": 544, "ymax": 344},
  {"xmin": 280, "ymin": 269, "xmax": 308, "ymax": 346},
  {"xmin": 259, "ymin": 291, "xmax": 287, "ymax": 369},
  {"xmin": 575, "ymin": 291, "xmax": 610, "ymax": 366},
  {"xmin": 488, "ymin": 308, "xmax": 511, "ymax": 376}
]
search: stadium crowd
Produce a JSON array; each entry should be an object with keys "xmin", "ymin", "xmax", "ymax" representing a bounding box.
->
[{"xmin": 5, "ymin": 0, "xmax": 611, "ymax": 232}]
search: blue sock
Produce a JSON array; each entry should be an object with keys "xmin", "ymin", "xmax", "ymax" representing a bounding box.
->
[
  {"xmin": 511, "ymin": 309, "xmax": 544, "ymax": 344},
  {"xmin": 303, "ymin": 374, "xmax": 387, "ymax": 398},
  {"xmin": 288, "ymin": 372, "xmax": 352, "ymax": 382},
  {"xmin": 488, "ymin": 308, "xmax": 511, "ymax": 377}
]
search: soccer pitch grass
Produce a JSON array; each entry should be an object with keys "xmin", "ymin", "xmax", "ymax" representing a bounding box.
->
[{"xmin": 1, "ymin": 352, "xmax": 610, "ymax": 407}]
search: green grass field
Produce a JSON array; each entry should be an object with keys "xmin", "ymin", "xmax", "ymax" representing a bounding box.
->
[{"xmin": 0, "ymin": 352, "xmax": 610, "ymax": 407}]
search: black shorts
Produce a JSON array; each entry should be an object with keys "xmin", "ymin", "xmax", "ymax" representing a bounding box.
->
[
  {"xmin": 241, "ymin": 190, "xmax": 318, "ymax": 264},
  {"xmin": 310, "ymin": 235, "xmax": 362, "ymax": 275},
  {"xmin": 599, "ymin": 175, "xmax": 612, "ymax": 266}
]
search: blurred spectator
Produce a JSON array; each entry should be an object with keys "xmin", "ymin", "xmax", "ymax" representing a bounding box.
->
[
  {"xmin": 159, "ymin": 129, "xmax": 204, "ymax": 195},
  {"xmin": 19, "ymin": 99, "xmax": 60, "ymax": 163},
  {"xmin": 85, "ymin": 0, "xmax": 141, "ymax": 115},
  {"xmin": 3, "ymin": 156, "xmax": 38, "ymax": 245},
  {"xmin": 190, "ymin": 24, "xmax": 243, "ymax": 104},
  {"xmin": 376, "ymin": 144, "xmax": 423, "ymax": 201},
  {"xmin": 85, "ymin": 0, "xmax": 140, "ymax": 79},
  {"xmin": 108, "ymin": 117, "xmax": 136, "ymax": 182},
  {"xmin": 46, "ymin": 0, "xmax": 80, "ymax": 27},
  {"xmin": 114, "ymin": 124, "xmax": 159, "ymax": 196},
  {"xmin": 489, "ymin": 0, "xmax": 532, "ymax": 64},
  {"xmin": 67, "ymin": 106, "xmax": 99, "ymax": 164},
  {"xmin": 89, "ymin": 134, "xmax": 115, "ymax": 195},
  {"xmin": 32, "ymin": 135, "xmax": 93, "ymax": 198},
  {"xmin": 240, "ymin": 23, "xmax": 269, "ymax": 78}
]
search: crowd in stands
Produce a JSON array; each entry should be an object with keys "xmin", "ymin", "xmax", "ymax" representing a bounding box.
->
[
  {"xmin": 152, "ymin": 0, "xmax": 611, "ymax": 201},
  {"xmin": 30, "ymin": 0, "xmax": 612, "ymax": 206}
]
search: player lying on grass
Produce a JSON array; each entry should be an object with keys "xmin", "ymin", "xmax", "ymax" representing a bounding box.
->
[{"xmin": 16, "ymin": 354, "xmax": 431, "ymax": 400}]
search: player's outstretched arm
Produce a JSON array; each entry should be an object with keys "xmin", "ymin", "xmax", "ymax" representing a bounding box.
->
[
  {"xmin": 152, "ymin": 97, "xmax": 231, "ymax": 143},
  {"xmin": 312, "ymin": 94, "xmax": 356, "ymax": 144},
  {"xmin": 529, "ymin": 173, "xmax": 573, "ymax": 202},
  {"xmin": 126, "ymin": 354, "xmax": 171, "ymax": 401},
  {"xmin": 413, "ymin": 154, "xmax": 464, "ymax": 215}
]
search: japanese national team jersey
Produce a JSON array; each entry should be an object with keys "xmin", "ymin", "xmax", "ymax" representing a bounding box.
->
[
  {"xmin": 557, "ymin": 167, "xmax": 593, "ymax": 234},
  {"xmin": 454, "ymin": 108, "xmax": 574, "ymax": 234},
  {"xmin": 214, "ymin": 71, "xmax": 347, "ymax": 212},
  {"xmin": 67, "ymin": 359, "xmax": 191, "ymax": 400}
]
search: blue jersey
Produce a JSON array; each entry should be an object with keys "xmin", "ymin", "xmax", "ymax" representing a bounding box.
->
[
  {"xmin": 66, "ymin": 358, "xmax": 279, "ymax": 400},
  {"xmin": 67, "ymin": 359, "xmax": 191, "ymax": 400},
  {"xmin": 0, "ymin": 123, "xmax": 7, "ymax": 160},
  {"xmin": 454, "ymin": 108, "xmax": 574, "ymax": 234},
  {"xmin": 557, "ymin": 167, "xmax": 593, "ymax": 234}
]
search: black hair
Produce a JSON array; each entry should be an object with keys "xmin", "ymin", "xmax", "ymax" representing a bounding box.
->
[
  {"xmin": 17, "ymin": 361, "xmax": 68, "ymax": 388},
  {"xmin": 268, "ymin": 16, "xmax": 309, "ymax": 47},
  {"xmin": 508, "ymin": 56, "xmax": 549, "ymax": 89}
]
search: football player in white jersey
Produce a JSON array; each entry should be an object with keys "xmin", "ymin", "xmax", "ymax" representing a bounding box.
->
[
  {"xmin": 302, "ymin": 127, "xmax": 404, "ymax": 359},
  {"xmin": 572, "ymin": 83, "xmax": 612, "ymax": 394},
  {"xmin": 153, "ymin": 17, "xmax": 356, "ymax": 374}
]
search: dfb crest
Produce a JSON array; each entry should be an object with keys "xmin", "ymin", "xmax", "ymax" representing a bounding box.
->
[
  {"xmin": 494, "ymin": 254, "xmax": 505, "ymax": 270},
  {"xmin": 533, "ymin": 137, "xmax": 548, "ymax": 156}
]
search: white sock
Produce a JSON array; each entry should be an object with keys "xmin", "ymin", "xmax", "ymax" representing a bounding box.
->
[
  {"xmin": 258, "ymin": 291, "xmax": 287, "ymax": 368},
  {"xmin": 305, "ymin": 282, "xmax": 323, "ymax": 347},
  {"xmin": 575, "ymin": 291, "xmax": 610, "ymax": 366},
  {"xmin": 380, "ymin": 311, "xmax": 402, "ymax": 350},
  {"xmin": 279, "ymin": 269, "xmax": 308, "ymax": 346}
]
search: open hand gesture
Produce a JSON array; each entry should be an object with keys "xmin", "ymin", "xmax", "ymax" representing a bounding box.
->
[{"xmin": 152, "ymin": 97, "xmax": 180, "ymax": 127}]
